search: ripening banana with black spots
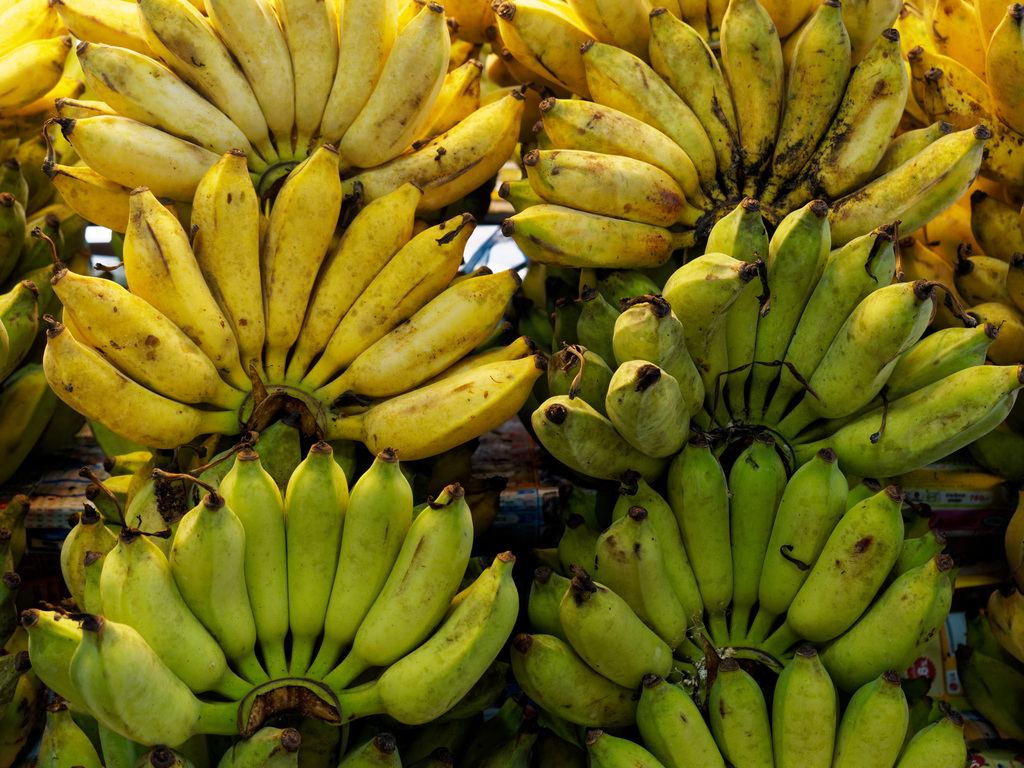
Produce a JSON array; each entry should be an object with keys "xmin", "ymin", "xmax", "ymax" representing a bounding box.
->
[{"xmin": 954, "ymin": 251, "xmax": 1013, "ymax": 307}]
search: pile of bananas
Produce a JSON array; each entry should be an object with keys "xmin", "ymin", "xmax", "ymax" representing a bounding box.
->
[
  {"xmin": 47, "ymin": 0, "xmax": 524, "ymax": 229},
  {"xmin": 41, "ymin": 143, "xmax": 544, "ymax": 458},
  {"xmin": 31, "ymin": 440, "xmax": 520, "ymax": 749},
  {"xmin": 528, "ymin": 197, "xmax": 1021, "ymax": 483},
  {"xmin": 497, "ymin": 0, "xmax": 981, "ymax": 265}
]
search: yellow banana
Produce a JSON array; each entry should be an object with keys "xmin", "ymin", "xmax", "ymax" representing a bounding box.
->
[
  {"xmin": 190, "ymin": 149, "xmax": 265, "ymax": 381},
  {"xmin": 413, "ymin": 58, "xmax": 483, "ymax": 144},
  {"xmin": 969, "ymin": 301, "xmax": 1024, "ymax": 365},
  {"xmin": 0, "ymin": 36, "xmax": 71, "ymax": 111},
  {"xmin": 1009, "ymin": 253, "xmax": 1024, "ymax": 314},
  {"xmin": 977, "ymin": 0, "xmax": 1009, "ymax": 43},
  {"xmin": 260, "ymin": 144, "xmax": 342, "ymax": 382},
  {"xmin": 954, "ymin": 249, "xmax": 1013, "ymax": 306},
  {"xmin": 0, "ymin": 0, "xmax": 63, "ymax": 59},
  {"xmin": 760, "ymin": 0, "xmax": 815, "ymax": 39},
  {"xmin": 566, "ymin": 0, "xmax": 653, "ymax": 60},
  {"xmin": 870, "ymin": 120, "xmax": 953, "ymax": 181},
  {"xmin": 985, "ymin": 4, "xmax": 1024, "ymax": 135},
  {"xmin": 318, "ymin": 0, "xmax": 397, "ymax": 147},
  {"xmin": 52, "ymin": 0, "xmax": 154, "ymax": 56},
  {"xmin": 123, "ymin": 187, "xmax": 249, "ymax": 390},
  {"xmin": 898, "ymin": 235, "xmax": 968, "ymax": 329},
  {"xmin": 338, "ymin": 1, "xmax": 449, "ymax": 170},
  {"xmin": 843, "ymin": 0, "xmax": 903, "ymax": 66},
  {"xmin": 275, "ymin": 0, "xmax": 337, "ymax": 154},
  {"xmin": 203, "ymin": 0, "xmax": 295, "ymax": 157},
  {"xmin": 971, "ymin": 188, "xmax": 1024, "ymax": 262},
  {"xmin": 42, "ymin": 158, "xmax": 134, "ymax": 233},
  {"xmin": 0, "ymin": 76, "xmax": 84, "ymax": 140},
  {"xmin": 55, "ymin": 114, "xmax": 220, "ymax": 202},
  {"xmin": 928, "ymin": 0, "xmax": 987, "ymax": 80}
]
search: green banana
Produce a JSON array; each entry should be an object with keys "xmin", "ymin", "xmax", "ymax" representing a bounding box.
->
[
  {"xmin": 883, "ymin": 321, "xmax": 999, "ymax": 401},
  {"xmin": 558, "ymin": 513, "xmax": 600, "ymax": 576},
  {"xmin": 0, "ymin": 193, "xmax": 26, "ymax": 287},
  {"xmin": 708, "ymin": 658, "xmax": 773, "ymax": 768},
  {"xmin": 893, "ymin": 707, "xmax": 966, "ymax": 768},
  {"xmin": 471, "ymin": 719, "xmax": 539, "ymax": 768},
  {"xmin": 771, "ymin": 646, "xmax": 838, "ymax": 768},
  {"xmin": 576, "ymin": 284, "xmax": 620, "ymax": 367},
  {"xmin": 37, "ymin": 699, "xmax": 103, "ymax": 768},
  {"xmin": 21, "ymin": 609, "xmax": 84, "ymax": 709},
  {"xmin": 215, "ymin": 726, "xmax": 301, "ymax": 767},
  {"xmin": 81, "ymin": 550, "xmax": 105, "ymax": 615},
  {"xmin": 585, "ymin": 728, "xmax": 667, "ymax": 768},
  {"xmin": 604, "ymin": 361, "xmax": 689, "ymax": 459},
  {"xmin": 596, "ymin": 269, "xmax": 660, "ymax": 308},
  {"xmin": 58, "ymin": 506, "xmax": 116, "ymax": 614},
  {"xmin": 831, "ymin": 671, "xmax": 909, "ymax": 768},
  {"xmin": 636, "ymin": 674, "xmax": 724, "ymax": 768},
  {"xmin": 889, "ymin": 530, "xmax": 947, "ymax": 583},
  {"xmin": 527, "ymin": 566, "xmax": 570, "ymax": 643},
  {"xmin": 0, "ymin": 279, "xmax": 39, "ymax": 381},
  {"xmin": 136, "ymin": 746, "xmax": 197, "ymax": 767}
]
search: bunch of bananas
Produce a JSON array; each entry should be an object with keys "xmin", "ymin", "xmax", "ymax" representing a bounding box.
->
[
  {"xmin": 497, "ymin": 0, "xmax": 981, "ymax": 265},
  {"xmin": 32, "ymin": 439, "xmax": 520, "ymax": 749},
  {"xmin": 41, "ymin": 142, "xmax": 544, "ymax": 458},
  {"xmin": 48, "ymin": 0, "xmax": 524, "ymax": 229},
  {"xmin": 528, "ymin": 197, "xmax": 1020, "ymax": 483}
]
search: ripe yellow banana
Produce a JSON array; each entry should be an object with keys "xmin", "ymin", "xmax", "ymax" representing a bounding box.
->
[
  {"xmin": 869, "ymin": 120, "xmax": 953, "ymax": 182},
  {"xmin": 0, "ymin": 76, "xmax": 84, "ymax": 140},
  {"xmin": 843, "ymin": 0, "xmax": 903, "ymax": 66},
  {"xmin": 969, "ymin": 301, "xmax": 1024, "ymax": 365},
  {"xmin": 985, "ymin": 4, "xmax": 1024, "ymax": 135},
  {"xmin": 954, "ymin": 249, "xmax": 1013, "ymax": 306},
  {"xmin": 0, "ymin": 0, "xmax": 62, "ymax": 59},
  {"xmin": 929, "ymin": 0, "xmax": 987, "ymax": 79},
  {"xmin": 970, "ymin": 189, "xmax": 1024, "ymax": 262},
  {"xmin": 567, "ymin": 0, "xmax": 652, "ymax": 61},
  {"xmin": 52, "ymin": 0, "xmax": 154, "ymax": 56},
  {"xmin": 413, "ymin": 58, "xmax": 483, "ymax": 144},
  {"xmin": 42, "ymin": 159, "xmax": 134, "ymax": 233},
  {"xmin": 0, "ymin": 36, "xmax": 71, "ymax": 111},
  {"xmin": 276, "ymin": 0, "xmax": 337, "ymax": 154}
]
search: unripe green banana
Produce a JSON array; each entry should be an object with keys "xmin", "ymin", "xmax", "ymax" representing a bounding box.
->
[
  {"xmin": 727, "ymin": 433, "xmax": 787, "ymax": 642},
  {"xmin": 546, "ymin": 344, "xmax": 614, "ymax": 417},
  {"xmin": 666, "ymin": 435, "xmax": 732, "ymax": 646},
  {"xmin": 284, "ymin": 440, "xmax": 349, "ymax": 676},
  {"xmin": 21, "ymin": 609, "xmax": 83, "ymax": 709},
  {"xmin": 323, "ymin": 483, "xmax": 473, "ymax": 692},
  {"xmin": 527, "ymin": 566, "xmax": 571, "ymax": 643},
  {"xmin": 884, "ymin": 321, "xmax": 999, "ymax": 401},
  {"xmin": 747, "ymin": 199, "xmax": 832, "ymax": 419},
  {"xmin": 509, "ymin": 633, "xmax": 638, "ymax": 727},
  {"xmin": 636, "ymin": 673, "xmax": 725, "ymax": 768},
  {"xmin": 605, "ymin": 361, "xmax": 689, "ymax": 459},
  {"xmin": 532, "ymin": 394, "xmax": 669, "ymax": 482},
  {"xmin": 612, "ymin": 472, "xmax": 703, "ymax": 632},
  {"xmin": 59, "ymin": 506, "xmax": 116, "ymax": 612},
  {"xmin": 819, "ymin": 554, "xmax": 954, "ymax": 691},
  {"xmin": 576, "ymin": 284, "xmax": 620, "ymax": 366},
  {"xmin": 335, "ymin": 552, "xmax": 519, "ymax": 725},
  {"xmin": 168, "ymin": 484, "xmax": 266, "ymax": 686},
  {"xmin": 748, "ymin": 448, "xmax": 848, "ymax": 645},
  {"xmin": 611, "ymin": 296, "xmax": 704, "ymax": 416},
  {"xmin": 0, "ymin": 193, "xmax": 26, "ymax": 287},
  {"xmin": 81, "ymin": 549, "xmax": 105, "ymax": 615},
  {"xmin": 763, "ymin": 224, "xmax": 899, "ymax": 425},
  {"xmin": 558, "ymin": 513, "xmax": 600, "ymax": 576},
  {"xmin": 38, "ymin": 699, "xmax": 102, "ymax": 768},
  {"xmin": 767, "ymin": 485, "xmax": 905, "ymax": 654},
  {"xmin": 0, "ymin": 279, "xmax": 39, "ymax": 381},
  {"xmin": 889, "ymin": 530, "xmax": 947, "ymax": 583},
  {"xmin": 596, "ymin": 269, "xmax": 660, "ymax": 308},
  {"xmin": 594, "ymin": 507, "xmax": 691, "ymax": 651},
  {"xmin": 585, "ymin": 728, "xmax": 667, "ymax": 768},
  {"xmin": 558, "ymin": 566, "xmax": 672, "ymax": 689},
  {"xmin": 552, "ymin": 296, "xmax": 582, "ymax": 351},
  {"xmin": 306, "ymin": 448, "xmax": 413, "ymax": 681},
  {"xmin": 336, "ymin": 733, "xmax": 401, "ymax": 767},
  {"xmin": 215, "ymin": 726, "xmax": 301, "ymax": 766},
  {"xmin": 136, "ymin": 746, "xmax": 197, "ymax": 767},
  {"xmin": 771, "ymin": 646, "xmax": 838, "ymax": 768},
  {"xmin": 831, "ymin": 671, "xmax": 909, "ymax": 768},
  {"xmin": 708, "ymin": 658, "xmax": 773, "ymax": 768},
  {"xmin": 893, "ymin": 707, "xmax": 966, "ymax": 768},
  {"xmin": 217, "ymin": 446, "xmax": 288, "ymax": 679}
]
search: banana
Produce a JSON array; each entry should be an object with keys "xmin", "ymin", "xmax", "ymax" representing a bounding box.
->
[
  {"xmin": 523, "ymin": 148, "xmax": 694, "ymax": 228},
  {"xmin": 413, "ymin": 58, "xmax": 483, "ymax": 145},
  {"xmin": 728, "ymin": 433, "xmax": 787, "ymax": 643},
  {"xmin": 955, "ymin": 250, "xmax": 1013, "ymax": 306},
  {"xmin": 970, "ymin": 189, "xmax": 1024, "ymax": 263},
  {"xmin": 1010, "ymin": 253, "xmax": 1024, "ymax": 314},
  {"xmin": 336, "ymin": 552, "xmax": 520, "ymax": 725},
  {"xmin": 885, "ymin": 322, "xmax": 999, "ymax": 400},
  {"xmin": 665, "ymin": 434, "xmax": 731, "ymax": 646},
  {"xmin": 322, "ymin": 483, "xmax": 472, "ymax": 691},
  {"xmin": 539, "ymin": 97, "xmax": 706, "ymax": 208},
  {"xmin": 929, "ymin": 0, "xmax": 987, "ymax": 78},
  {"xmin": 81, "ymin": 549, "xmax": 105, "ymax": 615},
  {"xmin": 0, "ymin": 279, "xmax": 38, "ymax": 381},
  {"xmin": 708, "ymin": 658, "xmax": 773, "ymax": 768},
  {"xmin": 582, "ymin": 40, "xmax": 717, "ymax": 190},
  {"xmin": 636, "ymin": 674, "xmax": 724, "ymax": 768},
  {"xmin": 558, "ymin": 513, "xmax": 600, "ymax": 576},
  {"xmin": 893, "ymin": 707, "xmax": 966, "ymax": 768},
  {"xmin": 38, "ymin": 700, "xmax": 103, "ymax": 768},
  {"xmin": 305, "ymin": 448, "xmax": 413, "ymax": 680},
  {"xmin": 41, "ymin": 158, "xmax": 134, "ymax": 234},
  {"xmin": 76, "ymin": 42, "xmax": 257, "ymax": 161},
  {"xmin": 820, "ymin": 553, "xmax": 954, "ymax": 691},
  {"xmin": 59, "ymin": 506, "xmax": 117, "ymax": 611},
  {"xmin": 869, "ymin": 120, "xmax": 954, "ymax": 182},
  {"xmin": 216, "ymin": 726, "xmax": 302, "ymax": 766},
  {"xmin": 970, "ymin": 301, "xmax": 1024, "ymax": 365},
  {"xmin": 337, "ymin": 733, "xmax": 401, "ymax": 768},
  {"xmin": 494, "ymin": 0, "xmax": 593, "ymax": 98},
  {"xmin": 765, "ymin": 0, "xmax": 851, "ymax": 196},
  {"xmin": 509, "ymin": 633, "xmax": 638, "ymax": 728},
  {"xmin": 843, "ymin": 0, "xmax": 903, "ymax": 66},
  {"xmin": 532, "ymin": 393, "xmax": 669, "ymax": 481},
  {"xmin": 499, "ymin": 178, "xmax": 545, "ymax": 214},
  {"xmin": 316, "ymin": 269, "xmax": 520, "ymax": 401},
  {"xmin": 69, "ymin": 615, "xmax": 238, "ymax": 748},
  {"xmin": 302, "ymin": 212, "xmax": 474, "ymax": 389},
  {"xmin": 0, "ymin": 36, "xmax": 71, "ymax": 110},
  {"xmin": 0, "ymin": 192, "xmax": 24, "ymax": 284},
  {"xmin": 275, "ymin": 0, "xmax": 336, "ymax": 154},
  {"xmin": 502, "ymin": 203, "xmax": 692, "ymax": 269},
  {"xmin": 135, "ymin": 0, "xmax": 275, "ymax": 161},
  {"xmin": 567, "ymin": 0, "xmax": 652, "ymax": 61},
  {"xmin": 55, "ymin": 115, "xmax": 220, "ymax": 202},
  {"xmin": 576, "ymin": 285, "xmax": 619, "ymax": 366},
  {"xmin": 51, "ymin": 0, "xmax": 153, "ymax": 56},
  {"xmin": 168, "ymin": 484, "xmax": 267, "ymax": 685},
  {"xmin": 99, "ymin": 527, "xmax": 252, "ymax": 700},
  {"xmin": 338, "ymin": 2, "xmax": 447, "ymax": 169},
  {"xmin": 831, "ymin": 671, "xmax": 909, "ymax": 768},
  {"xmin": 136, "ymin": 746, "xmax": 197, "ymax": 767},
  {"xmin": 0, "ymin": 0, "xmax": 62, "ymax": 59},
  {"xmin": 202, "ymin": 0, "xmax": 295, "ymax": 156},
  {"xmin": 0, "ymin": 656, "xmax": 42, "ymax": 767},
  {"xmin": 747, "ymin": 447, "xmax": 848, "ymax": 646},
  {"xmin": 545, "ymin": 344, "xmax": 612, "ymax": 413},
  {"xmin": 282, "ymin": 441, "xmax": 348, "ymax": 677},
  {"xmin": 336, "ymin": 89, "xmax": 525, "ymax": 213},
  {"xmin": 766, "ymin": 484, "xmax": 906, "ymax": 655},
  {"xmin": 763, "ymin": 224, "xmax": 897, "ymax": 425},
  {"xmin": 604, "ymin": 361, "xmax": 689, "ymax": 458},
  {"xmin": 325, "ymin": 354, "xmax": 546, "ymax": 460},
  {"xmin": 585, "ymin": 728, "xmax": 666, "ymax": 768},
  {"xmin": 647, "ymin": 8, "xmax": 740, "ymax": 192},
  {"xmin": 216, "ymin": 447, "xmax": 289, "ymax": 680},
  {"xmin": 719, "ymin": 0, "xmax": 784, "ymax": 195},
  {"xmin": 319, "ymin": 0, "xmax": 397, "ymax": 147},
  {"xmin": 889, "ymin": 529, "xmax": 947, "ymax": 582},
  {"xmin": 557, "ymin": 565, "xmax": 672, "ymax": 688},
  {"xmin": 260, "ymin": 144, "xmax": 342, "ymax": 381},
  {"xmin": 528, "ymin": 565, "xmax": 571, "ymax": 642},
  {"xmin": 897, "ymin": 235, "xmax": 966, "ymax": 330},
  {"xmin": 747, "ymin": 199, "xmax": 832, "ymax": 419},
  {"xmin": 986, "ymin": 4, "xmax": 1024, "ymax": 136},
  {"xmin": 22, "ymin": 609, "xmax": 84, "ymax": 708},
  {"xmin": 593, "ymin": 507, "xmax": 691, "ymax": 650},
  {"xmin": 124, "ymin": 186, "xmax": 249, "ymax": 389},
  {"xmin": 771, "ymin": 646, "xmax": 837, "ymax": 768}
]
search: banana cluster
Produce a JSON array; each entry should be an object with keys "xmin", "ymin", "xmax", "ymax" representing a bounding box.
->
[
  {"xmin": 49, "ymin": 0, "xmax": 524, "ymax": 230},
  {"xmin": 528, "ymin": 196, "xmax": 1021, "ymax": 483},
  {"xmin": 33, "ymin": 441, "xmax": 520, "ymax": 748},
  {"xmin": 42, "ymin": 144, "xmax": 544, "ymax": 458},
  {"xmin": 497, "ymin": 0, "xmax": 983, "ymax": 265},
  {"xmin": 955, "ymin": 605, "xmax": 1024, "ymax": 743}
]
